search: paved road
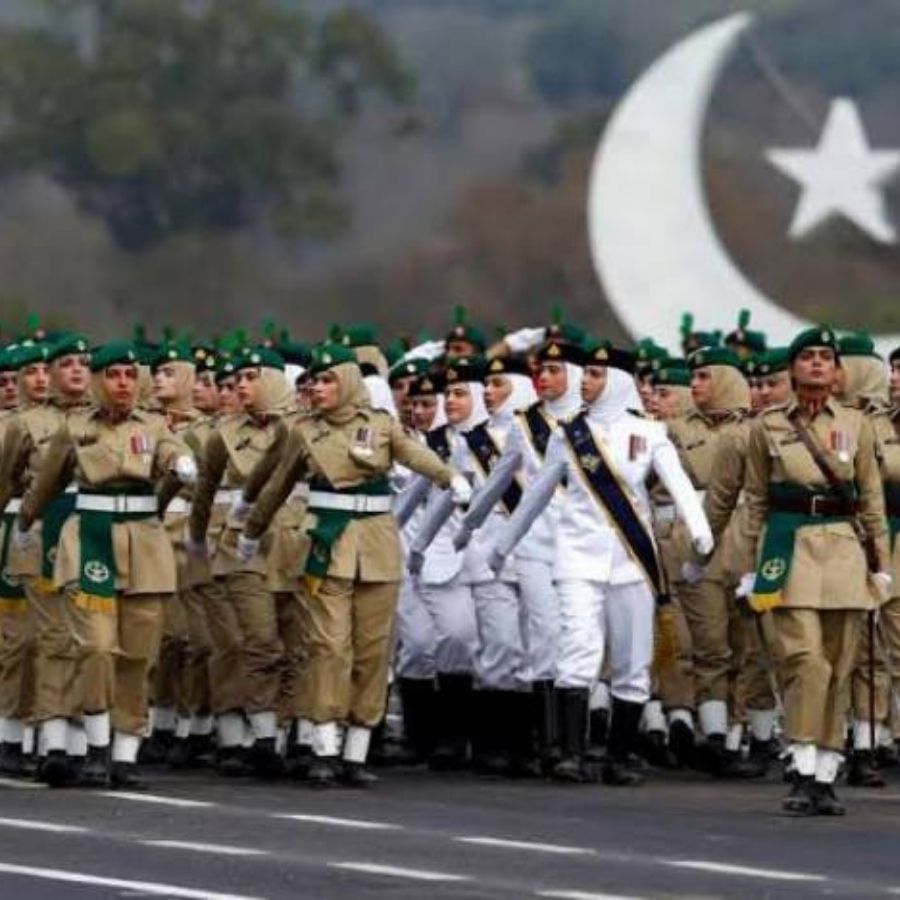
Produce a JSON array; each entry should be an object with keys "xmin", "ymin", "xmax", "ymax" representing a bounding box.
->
[{"xmin": 0, "ymin": 762, "xmax": 897, "ymax": 899}]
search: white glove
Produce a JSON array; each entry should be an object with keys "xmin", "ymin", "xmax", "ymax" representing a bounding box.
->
[
  {"xmin": 185, "ymin": 535, "xmax": 209, "ymax": 559},
  {"xmin": 174, "ymin": 455, "xmax": 198, "ymax": 486},
  {"xmin": 681, "ymin": 561, "xmax": 706, "ymax": 585},
  {"xmin": 237, "ymin": 534, "xmax": 260, "ymax": 564},
  {"xmin": 449, "ymin": 474, "xmax": 473, "ymax": 507},
  {"xmin": 504, "ymin": 327, "xmax": 546, "ymax": 354},
  {"xmin": 872, "ymin": 571, "xmax": 893, "ymax": 602},
  {"xmin": 488, "ymin": 547, "xmax": 506, "ymax": 576},
  {"xmin": 12, "ymin": 523, "xmax": 37, "ymax": 552},
  {"xmin": 735, "ymin": 572, "xmax": 756, "ymax": 599},
  {"xmin": 404, "ymin": 339, "xmax": 446, "ymax": 363},
  {"xmin": 230, "ymin": 494, "xmax": 252, "ymax": 523},
  {"xmin": 691, "ymin": 533, "xmax": 714, "ymax": 558}
]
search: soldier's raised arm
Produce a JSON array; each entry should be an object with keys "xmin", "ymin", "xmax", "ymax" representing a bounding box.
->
[
  {"xmin": 388, "ymin": 418, "xmax": 454, "ymax": 487},
  {"xmin": 18, "ymin": 426, "xmax": 76, "ymax": 530}
]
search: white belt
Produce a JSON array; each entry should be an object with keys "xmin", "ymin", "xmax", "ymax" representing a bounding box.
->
[
  {"xmin": 4, "ymin": 499, "xmax": 22, "ymax": 515},
  {"xmin": 64, "ymin": 484, "xmax": 77, "ymax": 495},
  {"xmin": 167, "ymin": 498, "xmax": 191, "ymax": 514},
  {"xmin": 308, "ymin": 492, "xmax": 392, "ymax": 514},
  {"xmin": 214, "ymin": 489, "xmax": 242, "ymax": 506},
  {"xmin": 654, "ymin": 504, "xmax": 677, "ymax": 524},
  {"xmin": 290, "ymin": 484, "xmax": 310, "ymax": 502},
  {"xmin": 696, "ymin": 489, "xmax": 707, "ymax": 503},
  {"xmin": 76, "ymin": 495, "xmax": 158, "ymax": 515}
]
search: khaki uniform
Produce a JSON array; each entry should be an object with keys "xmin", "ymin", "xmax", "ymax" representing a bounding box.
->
[
  {"xmin": 668, "ymin": 408, "xmax": 749, "ymax": 736},
  {"xmin": 850, "ymin": 403, "xmax": 900, "ymax": 740},
  {"xmin": 189, "ymin": 412, "xmax": 295, "ymax": 738},
  {"xmin": 244, "ymin": 406, "xmax": 453, "ymax": 743},
  {"xmin": 743, "ymin": 398, "xmax": 889, "ymax": 754},
  {"xmin": 20, "ymin": 408, "xmax": 188, "ymax": 744}
]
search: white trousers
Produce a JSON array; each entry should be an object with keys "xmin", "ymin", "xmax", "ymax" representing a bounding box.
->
[
  {"xmin": 472, "ymin": 579, "xmax": 529, "ymax": 691},
  {"xmin": 516, "ymin": 557, "xmax": 560, "ymax": 682},
  {"xmin": 394, "ymin": 579, "xmax": 437, "ymax": 679},
  {"xmin": 410, "ymin": 578, "xmax": 479, "ymax": 675},
  {"xmin": 555, "ymin": 579, "xmax": 654, "ymax": 704}
]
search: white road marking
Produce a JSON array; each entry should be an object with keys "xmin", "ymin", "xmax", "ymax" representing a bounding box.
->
[
  {"xmin": 142, "ymin": 840, "xmax": 268, "ymax": 857},
  {"xmin": 665, "ymin": 860, "xmax": 826, "ymax": 882},
  {"xmin": 457, "ymin": 836, "xmax": 594, "ymax": 855},
  {"xmin": 98, "ymin": 791, "xmax": 214, "ymax": 808},
  {"xmin": 0, "ymin": 817, "xmax": 88, "ymax": 834},
  {"xmin": 0, "ymin": 776, "xmax": 47, "ymax": 790},
  {"xmin": 329, "ymin": 862, "xmax": 470, "ymax": 882},
  {"xmin": 538, "ymin": 891, "xmax": 647, "ymax": 900},
  {"xmin": 275, "ymin": 813, "xmax": 399, "ymax": 830},
  {"xmin": 0, "ymin": 861, "xmax": 264, "ymax": 900}
]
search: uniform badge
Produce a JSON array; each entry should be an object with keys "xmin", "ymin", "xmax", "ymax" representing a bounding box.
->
[
  {"xmin": 129, "ymin": 433, "xmax": 154, "ymax": 457},
  {"xmin": 353, "ymin": 426, "xmax": 374, "ymax": 458},
  {"xmin": 579, "ymin": 453, "xmax": 601, "ymax": 474},
  {"xmin": 761, "ymin": 557, "xmax": 787, "ymax": 581},
  {"xmin": 829, "ymin": 429, "xmax": 850, "ymax": 463}
]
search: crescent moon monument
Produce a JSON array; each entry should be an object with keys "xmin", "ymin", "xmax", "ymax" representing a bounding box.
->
[{"xmin": 588, "ymin": 12, "xmax": 900, "ymax": 357}]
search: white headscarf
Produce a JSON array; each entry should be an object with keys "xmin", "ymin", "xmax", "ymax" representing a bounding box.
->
[
  {"xmin": 364, "ymin": 373, "xmax": 399, "ymax": 417},
  {"xmin": 493, "ymin": 373, "xmax": 538, "ymax": 424},
  {"xmin": 587, "ymin": 367, "xmax": 644, "ymax": 426},
  {"xmin": 453, "ymin": 382, "xmax": 489, "ymax": 433},
  {"xmin": 545, "ymin": 362, "xmax": 583, "ymax": 418}
]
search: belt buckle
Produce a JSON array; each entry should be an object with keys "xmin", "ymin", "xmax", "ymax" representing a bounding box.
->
[
  {"xmin": 113, "ymin": 495, "xmax": 125, "ymax": 514},
  {"xmin": 354, "ymin": 495, "xmax": 366, "ymax": 514},
  {"xmin": 810, "ymin": 494, "xmax": 824, "ymax": 516}
]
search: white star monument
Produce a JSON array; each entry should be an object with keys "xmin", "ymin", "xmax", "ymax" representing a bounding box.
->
[{"xmin": 766, "ymin": 98, "xmax": 900, "ymax": 244}]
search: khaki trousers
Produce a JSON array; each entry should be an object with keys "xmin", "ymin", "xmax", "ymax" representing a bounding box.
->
[
  {"xmin": 680, "ymin": 578, "xmax": 733, "ymax": 706},
  {"xmin": 654, "ymin": 595, "xmax": 695, "ymax": 711},
  {"xmin": 274, "ymin": 590, "xmax": 308, "ymax": 723},
  {"xmin": 67, "ymin": 589, "xmax": 167, "ymax": 736},
  {"xmin": 27, "ymin": 580, "xmax": 78, "ymax": 722},
  {"xmin": 181, "ymin": 584, "xmax": 214, "ymax": 717},
  {"xmin": 0, "ymin": 597, "xmax": 34, "ymax": 721},
  {"xmin": 773, "ymin": 607, "xmax": 863, "ymax": 751},
  {"xmin": 850, "ymin": 596, "xmax": 900, "ymax": 732},
  {"xmin": 206, "ymin": 577, "xmax": 245, "ymax": 715},
  {"xmin": 221, "ymin": 571, "xmax": 283, "ymax": 715},
  {"xmin": 304, "ymin": 577, "xmax": 398, "ymax": 727},
  {"xmin": 152, "ymin": 591, "xmax": 188, "ymax": 716}
]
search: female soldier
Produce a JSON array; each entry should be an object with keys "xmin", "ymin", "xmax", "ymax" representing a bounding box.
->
[{"xmin": 240, "ymin": 343, "xmax": 468, "ymax": 786}]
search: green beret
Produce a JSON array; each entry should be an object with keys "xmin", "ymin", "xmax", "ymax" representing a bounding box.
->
[
  {"xmin": 688, "ymin": 347, "xmax": 742, "ymax": 370},
  {"xmin": 214, "ymin": 357, "xmax": 238, "ymax": 383},
  {"xmin": 0, "ymin": 347, "xmax": 16, "ymax": 373},
  {"xmin": 47, "ymin": 333, "xmax": 89, "ymax": 363},
  {"xmin": 335, "ymin": 323, "xmax": 378, "ymax": 349},
  {"xmin": 9, "ymin": 341, "xmax": 50, "ymax": 369},
  {"xmin": 753, "ymin": 348, "xmax": 789, "ymax": 377},
  {"xmin": 837, "ymin": 331, "xmax": 878, "ymax": 359},
  {"xmin": 545, "ymin": 321, "xmax": 587, "ymax": 347},
  {"xmin": 535, "ymin": 338, "xmax": 585, "ymax": 367},
  {"xmin": 192, "ymin": 344, "xmax": 218, "ymax": 374},
  {"xmin": 388, "ymin": 357, "xmax": 429, "ymax": 386},
  {"xmin": 276, "ymin": 340, "xmax": 312, "ymax": 368},
  {"xmin": 232, "ymin": 346, "xmax": 286, "ymax": 373},
  {"xmin": 445, "ymin": 307, "xmax": 487, "ymax": 352},
  {"xmin": 787, "ymin": 326, "xmax": 839, "ymax": 364},
  {"xmin": 683, "ymin": 329, "xmax": 722, "ymax": 351},
  {"xmin": 151, "ymin": 341, "xmax": 194, "ymax": 373},
  {"xmin": 308, "ymin": 342, "xmax": 357, "ymax": 376},
  {"xmin": 725, "ymin": 309, "xmax": 767, "ymax": 353},
  {"xmin": 650, "ymin": 366, "xmax": 692, "ymax": 388},
  {"xmin": 90, "ymin": 341, "xmax": 138, "ymax": 372},
  {"xmin": 484, "ymin": 355, "xmax": 531, "ymax": 379},
  {"xmin": 443, "ymin": 355, "xmax": 487, "ymax": 385}
]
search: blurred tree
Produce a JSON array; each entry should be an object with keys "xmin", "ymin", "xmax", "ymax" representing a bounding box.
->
[{"xmin": 0, "ymin": 0, "xmax": 412, "ymax": 249}]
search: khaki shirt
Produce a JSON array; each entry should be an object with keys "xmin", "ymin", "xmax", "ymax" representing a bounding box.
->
[
  {"xmin": 743, "ymin": 398, "xmax": 889, "ymax": 610},
  {"xmin": 668, "ymin": 409, "xmax": 746, "ymax": 582},
  {"xmin": 873, "ymin": 405, "xmax": 900, "ymax": 593},
  {"xmin": 19, "ymin": 407, "xmax": 189, "ymax": 595},
  {"xmin": 245, "ymin": 407, "xmax": 454, "ymax": 583}
]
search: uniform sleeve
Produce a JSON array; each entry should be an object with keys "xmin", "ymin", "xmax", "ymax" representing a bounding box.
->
[
  {"xmin": 742, "ymin": 418, "xmax": 773, "ymax": 559},
  {"xmin": 389, "ymin": 418, "xmax": 455, "ymax": 487},
  {"xmin": 243, "ymin": 417, "xmax": 289, "ymax": 504},
  {"xmin": 243, "ymin": 427, "xmax": 308, "ymax": 540},
  {"xmin": 189, "ymin": 431, "xmax": 228, "ymax": 542},
  {"xmin": 703, "ymin": 426, "xmax": 747, "ymax": 542},
  {"xmin": 855, "ymin": 415, "xmax": 890, "ymax": 571},
  {"xmin": 651, "ymin": 428, "xmax": 712, "ymax": 549},
  {"xmin": 18, "ymin": 426, "xmax": 76, "ymax": 530},
  {"xmin": 152, "ymin": 420, "xmax": 192, "ymax": 476},
  {"xmin": 0, "ymin": 419, "xmax": 29, "ymax": 511}
]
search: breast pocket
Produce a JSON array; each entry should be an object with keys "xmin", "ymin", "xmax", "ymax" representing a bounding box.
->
[{"xmin": 76, "ymin": 441, "xmax": 121, "ymax": 482}]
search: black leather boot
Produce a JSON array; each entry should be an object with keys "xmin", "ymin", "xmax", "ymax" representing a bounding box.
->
[
  {"xmin": 585, "ymin": 708, "xmax": 609, "ymax": 763},
  {"xmin": 472, "ymin": 690, "xmax": 508, "ymax": 776},
  {"xmin": 398, "ymin": 677, "xmax": 437, "ymax": 764},
  {"xmin": 552, "ymin": 687, "xmax": 592, "ymax": 783},
  {"xmin": 847, "ymin": 750, "xmax": 884, "ymax": 788},
  {"xmin": 110, "ymin": 762, "xmax": 148, "ymax": 790},
  {"xmin": 307, "ymin": 756, "xmax": 339, "ymax": 788},
  {"xmin": 533, "ymin": 680, "xmax": 560, "ymax": 774},
  {"xmin": 812, "ymin": 781, "xmax": 846, "ymax": 816},
  {"xmin": 782, "ymin": 774, "xmax": 816, "ymax": 816},
  {"xmin": 667, "ymin": 719, "xmax": 695, "ymax": 768},
  {"xmin": 429, "ymin": 673, "xmax": 472, "ymax": 771},
  {"xmin": 79, "ymin": 746, "xmax": 110, "ymax": 788},
  {"xmin": 42, "ymin": 749, "xmax": 74, "ymax": 788},
  {"xmin": 603, "ymin": 699, "xmax": 646, "ymax": 786}
]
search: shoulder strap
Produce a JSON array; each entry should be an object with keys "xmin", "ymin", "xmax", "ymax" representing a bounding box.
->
[
  {"xmin": 786, "ymin": 407, "xmax": 847, "ymax": 494},
  {"xmin": 425, "ymin": 424, "xmax": 451, "ymax": 462},
  {"xmin": 463, "ymin": 425, "xmax": 522, "ymax": 515},
  {"xmin": 521, "ymin": 403, "xmax": 553, "ymax": 459}
]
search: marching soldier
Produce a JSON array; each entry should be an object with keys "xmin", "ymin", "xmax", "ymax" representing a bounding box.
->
[
  {"xmin": 16, "ymin": 340, "xmax": 198, "ymax": 787},
  {"xmin": 240, "ymin": 343, "xmax": 470, "ymax": 786},
  {"xmin": 742, "ymin": 327, "xmax": 890, "ymax": 816}
]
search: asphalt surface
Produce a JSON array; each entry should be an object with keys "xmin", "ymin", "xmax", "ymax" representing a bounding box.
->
[{"xmin": 0, "ymin": 760, "xmax": 898, "ymax": 900}]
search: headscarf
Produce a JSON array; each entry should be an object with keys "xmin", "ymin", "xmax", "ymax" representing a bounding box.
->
[
  {"xmin": 840, "ymin": 355, "xmax": 888, "ymax": 408},
  {"xmin": 364, "ymin": 373, "xmax": 399, "ymax": 417},
  {"xmin": 706, "ymin": 364, "xmax": 750, "ymax": 414},
  {"xmin": 316, "ymin": 361, "xmax": 370, "ymax": 426},
  {"xmin": 157, "ymin": 360, "xmax": 196, "ymax": 415},
  {"xmin": 355, "ymin": 344, "xmax": 389, "ymax": 379},
  {"xmin": 452, "ymin": 382, "xmax": 489, "ymax": 433},
  {"xmin": 91, "ymin": 366, "xmax": 138, "ymax": 413},
  {"xmin": 492, "ymin": 373, "xmax": 538, "ymax": 424},
  {"xmin": 249, "ymin": 366, "xmax": 294, "ymax": 417},
  {"xmin": 587, "ymin": 367, "xmax": 644, "ymax": 426},
  {"xmin": 545, "ymin": 362, "xmax": 584, "ymax": 418}
]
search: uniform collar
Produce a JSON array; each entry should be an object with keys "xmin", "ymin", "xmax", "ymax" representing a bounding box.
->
[{"xmin": 786, "ymin": 395, "xmax": 839, "ymax": 419}]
